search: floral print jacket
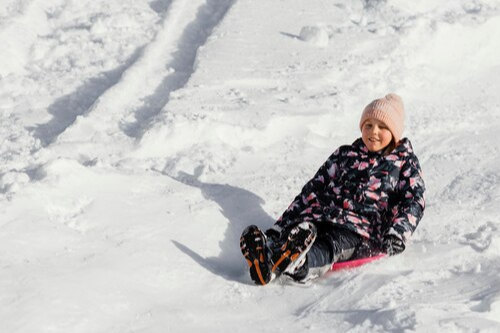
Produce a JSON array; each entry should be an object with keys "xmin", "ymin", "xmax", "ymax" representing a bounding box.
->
[{"xmin": 276, "ymin": 138, "xmax": 426, "ymax": 244}]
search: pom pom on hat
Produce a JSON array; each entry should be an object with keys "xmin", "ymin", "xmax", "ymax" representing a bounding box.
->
[{"xmin": 359, "ymin": 93, "xmax": 405, "ymax": 143}]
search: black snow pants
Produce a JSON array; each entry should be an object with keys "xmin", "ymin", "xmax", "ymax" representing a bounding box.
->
[
  {"xmin": 290, "ymin": 224, "xmax": 365, "ymax": 281},
  {"xmin": 307, "ymin": 224, "xmax": 362, "ymax": 268}
]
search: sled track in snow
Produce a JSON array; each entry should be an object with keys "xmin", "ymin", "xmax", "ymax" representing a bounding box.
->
[
  {"xmin": 38, "ymin": 0, "xmax": 235, "ymax": 148},
  {"xmin": 122, "ymin": 0, "xmax": 236, "ymax": 138},
  {"xmin": 33, "ymin": 50, "xmax": 144, "ymax": 147}
]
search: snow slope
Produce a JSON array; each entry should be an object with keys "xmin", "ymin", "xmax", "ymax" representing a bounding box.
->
[{"xmin": 2, "ymin": 0, "xmax": 500, "ymax": 332}]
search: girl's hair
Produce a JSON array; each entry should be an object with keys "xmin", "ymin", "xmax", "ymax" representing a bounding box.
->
[{"xmin": 383, "ymin": 138, "xmax": 398, "ymax": 156}]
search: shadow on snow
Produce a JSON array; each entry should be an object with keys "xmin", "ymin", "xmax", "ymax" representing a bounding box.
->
[{"xmin": 169, "ymin": 169, "xmax": 275, "ymax": 283}]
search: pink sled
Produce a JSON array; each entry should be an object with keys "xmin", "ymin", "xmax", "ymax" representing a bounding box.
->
[{"xmin": 330, "ymin": 253, "xmax": 386, "ymax": 272}]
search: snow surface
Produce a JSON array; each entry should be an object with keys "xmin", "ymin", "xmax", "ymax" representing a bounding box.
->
[{"xmin": 1, "ymin": 0, "xmax": 500, "ymax": 332}]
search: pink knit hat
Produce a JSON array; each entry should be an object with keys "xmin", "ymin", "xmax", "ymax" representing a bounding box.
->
[{"xmin": 359, "ymin": 93, "xmax": 405, "ymax": 143}]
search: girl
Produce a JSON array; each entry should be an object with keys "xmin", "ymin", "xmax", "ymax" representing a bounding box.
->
[{"xmin": 240, "ymin": 93, "xmax": 426, "ymax": 285}]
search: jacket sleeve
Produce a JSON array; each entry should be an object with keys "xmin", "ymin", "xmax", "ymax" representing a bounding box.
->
[
  {"xmin": 386, "ymin": 154, "xmax": 426, "ymax": 242},
  {"xmin": 275, "ymin": 148, "xmax": 340, "ymax": 230}
]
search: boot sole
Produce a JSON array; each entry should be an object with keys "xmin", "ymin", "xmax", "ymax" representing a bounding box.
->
[
  {"xmin": 240, "ymin": 225, "xmax": 272, "ymax": 285},
  {"xmin": 271, "ymin": 223, "xmax": 317, "ymax": 274}
]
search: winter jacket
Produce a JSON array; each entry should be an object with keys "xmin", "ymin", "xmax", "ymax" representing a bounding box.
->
[{"xmin": 276, "ymin": 138, "xmax": 426, "ymax": 244}]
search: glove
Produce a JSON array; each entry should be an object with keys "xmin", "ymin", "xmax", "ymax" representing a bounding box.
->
[{"xmin": 382, "ymin": 235, "xmax": 405, "ymax": 256}]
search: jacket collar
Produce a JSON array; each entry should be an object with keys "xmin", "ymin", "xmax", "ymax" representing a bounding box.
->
[{"xmin": 353, "ymin": 137, "xmax": 413, "ymax": 156}]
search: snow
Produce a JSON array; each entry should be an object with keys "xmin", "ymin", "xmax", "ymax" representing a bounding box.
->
[
  {"xmin": 1, "ymin": 0, "xmax": 500, "ymax": 332},
  {"xmin": 299, "ymin": 26, "xmax": 330, "ymax": 48}
]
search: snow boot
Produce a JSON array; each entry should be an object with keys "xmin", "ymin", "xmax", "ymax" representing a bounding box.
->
[
  {"xmin": 271, "ymin": 221, "xmax": 317, "ymax": 275},
  {"xmin": 240, "ymin": 225, "xmax": 273, "ymax": 285}
]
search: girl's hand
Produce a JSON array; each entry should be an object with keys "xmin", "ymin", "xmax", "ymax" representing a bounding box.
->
[{"xmin": 382, "ymin": 235, "xmax": 405, "ymax": 255}]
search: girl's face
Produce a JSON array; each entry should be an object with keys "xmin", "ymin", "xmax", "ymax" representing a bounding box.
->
[{"xmin": 361, "ymin": 118, "xmax": 393, "ymax": 152}]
